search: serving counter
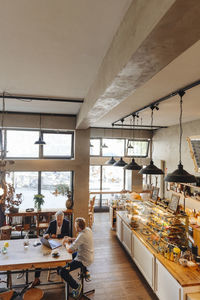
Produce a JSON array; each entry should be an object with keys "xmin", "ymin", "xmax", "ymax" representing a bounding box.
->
[{"xmin": 116, "ymin": 210, "xmax": 200, "ymax": 300}]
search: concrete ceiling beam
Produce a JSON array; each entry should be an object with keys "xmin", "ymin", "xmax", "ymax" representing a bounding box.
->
[{"xmin": 76, "ymin": 0, "xmax": 200, "ymax": 129}]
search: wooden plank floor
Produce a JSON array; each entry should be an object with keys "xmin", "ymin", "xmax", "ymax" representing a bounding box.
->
[
  {"xmin": 0, "ymin": 212, "xmax": 158, "ymax": 299},
  {"xmin": 87, "ymin": 212, "xmax": 158, "ymax": 300}
]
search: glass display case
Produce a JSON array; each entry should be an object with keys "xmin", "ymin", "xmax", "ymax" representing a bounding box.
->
[{"xmin": 126, "ymin": 200, "xmax": 188, "ymax": 254}]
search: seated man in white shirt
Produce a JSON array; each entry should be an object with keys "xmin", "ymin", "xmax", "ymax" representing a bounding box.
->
[{"xmin": 58, "ymin": 217, "xmax": 94, "ymax": 299}]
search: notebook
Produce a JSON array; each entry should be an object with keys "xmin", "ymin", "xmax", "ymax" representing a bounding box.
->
[{"xmin": 40, "ymin": 237, "xmax": 62, "ymax": 250}]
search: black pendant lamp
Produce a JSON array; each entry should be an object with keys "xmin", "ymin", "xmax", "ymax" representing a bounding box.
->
[
  {"xmin": 105, "ymin": 125, "xmax": 116, "ymax": 165},
  {"xmin": 124, "ymin": 158, "xmax": 142, "ymax": 170},
  {"xmin": 114, "ymin": 119, "xmax": 127, "ymax": 167},
  {"xmin": 139, "ymin": 106, "xmax": 164, "ymax": 175},
  {"xmin": 165, "ymin": 91, "xmax": 196, "ymax": 183},
  {"xmin": 34, "ymin": 114, "xmax": 46, "ymax": 145},
  {"xmin": 124, "ymin": 115, "xmax": 142, "ymax": 170},
  {"xmin": 113, "ymin": 157, "xmax": 127, "ymax": 167},
  {"xmin": 106, "ymin": 156, "xmax": 116, "ymax": 165}
]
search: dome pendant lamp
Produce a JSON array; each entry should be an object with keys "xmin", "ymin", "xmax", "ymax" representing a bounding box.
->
[
  {"xmin": 114, "ymin": 119, "xmax": 127, "ymax": 167},
  {"xmin": 124, "ymin": 114, "xmax": 141, "ymax": 170},
  {"xmin": 34, "ymin": 114, "xmax": 46, "ymax": 145},
  {"xmin": 139, "ymin": 106, "xmax": 164, "ymax": 175},
  {"xmin": 165, "ymin": 91, "xmax": 196, "ymax": 183},
  {"xmin": 105, "ymin": 124, "xmax": 116, "ymax": 165}
]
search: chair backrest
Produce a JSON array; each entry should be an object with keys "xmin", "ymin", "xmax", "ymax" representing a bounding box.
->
[
  {"xmin": 0, "ymin": 290, "xmax": 14, "ymax": 300},
  {"xmin": 89, "ymin": 196, "xmax": 95, "ymax": 213}
]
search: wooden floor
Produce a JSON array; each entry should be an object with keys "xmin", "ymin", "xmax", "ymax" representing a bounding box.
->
[
  {"xmin": 1, "ymin": 213, "xmax": 158, "ymax": 299},
  {"xmin": 87, "ymin": 212, "xmax": 157, "ymax": 300}
]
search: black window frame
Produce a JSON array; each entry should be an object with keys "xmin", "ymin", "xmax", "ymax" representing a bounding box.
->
[{"xmin": 4, "ymin": 128, "xmax": 74, "ymax": 159}]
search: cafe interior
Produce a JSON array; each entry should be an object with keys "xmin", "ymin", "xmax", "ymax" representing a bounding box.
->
[{"xmin": 1, "ymin": 1, "xmax": 200, "ymax": 300}]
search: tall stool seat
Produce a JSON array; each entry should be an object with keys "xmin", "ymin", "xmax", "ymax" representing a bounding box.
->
[
  {"xmin": 78, "ymin": 268, "xmax": 95, "ymax": 300},
  {"xmin": 23, "ymin": 288, "xmax": 44, "ymax": 300}
]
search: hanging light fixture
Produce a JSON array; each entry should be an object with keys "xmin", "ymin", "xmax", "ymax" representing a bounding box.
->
[
  {"xmin": 34, "ymin": 114, "xmax": 46, "ymax": 145},
  {"xmin": 101, "ymin": 128, "xmax": 108, "ymax": 148},
  {"xmin": 124, "ymin": 114, "xmax": 141, "ymax": 170},
  {"xmin": 139, "ymin": 106, "xmax": 164, "ymax": 175},
  {"xmin": 165, "ymin": 91, "xmax": 196, "ymax": 183},
  {"xmin": 114, "ymin": 119, "xmax": 127, "ymax": 167},
  {"xmin": 106, "ymin": 124, "xmax": 116, "ymax": 165}
]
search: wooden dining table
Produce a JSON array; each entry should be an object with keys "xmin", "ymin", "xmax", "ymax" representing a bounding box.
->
[{"xmin": 0, "ymin": 238, "xmax": 72, "ymax": 299}]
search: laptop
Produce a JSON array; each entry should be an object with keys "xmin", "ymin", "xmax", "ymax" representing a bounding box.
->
[{"xmin": 40, "ymin": 237, "xmax": 62, "ymax": 250}]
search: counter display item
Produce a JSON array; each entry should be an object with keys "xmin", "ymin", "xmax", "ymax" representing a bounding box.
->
[{"xmin": 126, "ymin": 200, "xmax": 188, "ymax": 258}]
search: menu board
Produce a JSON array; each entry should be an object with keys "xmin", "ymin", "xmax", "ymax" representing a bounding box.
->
[
  {"xmin": 151, "ymin": 187, "xmax": 159, "ymax": 201},
  {"xmin": 191, "ymin": 140, "xmax": 200, "ymax": 168},
  {"xmin": 168, "ymin": 193, "xmax": 180, "ymax": 213}
]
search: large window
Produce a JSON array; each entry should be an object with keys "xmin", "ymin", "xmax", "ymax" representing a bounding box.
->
[
  {"xmin": 126, "ymin": 139, "xmax": 149, "ymax": 157},
  {"xmin": 6, "ymin": 171, "xmax": 73, "ymax": 210},
  {"xmin": 90, "ymin": 137, "xmax": 149, "ymax": 157},
  {"xmin": 41, "ymin": 172, "xmax": 72, "ymax": 209},
  {"xmin": 5, "ymin": 129, "xmax": 74, "ymax": 159},
  {"xmin": 6, "ymin": 172, "xmax": 38, "ymax": 210},
  {"xmin": 102, "ymin": 139, "xmax": 124, "ymax": 157},
  {"xmin": 7, "ymin": 131, "xmax": 39, "ymax": 158},
  {"xmin": 43, "ymin": 132, "xmax": 73, "ymax": 158},
  {"xmin": 102, "ymin": 166, "xmax": 124, "ymax": 191}
]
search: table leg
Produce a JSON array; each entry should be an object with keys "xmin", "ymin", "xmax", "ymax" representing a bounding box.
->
[
  {"xmin": 25, "ymin": 269, "xmax": 29, "ymax": 285},
  {"xmin": 7, "ymin": 271, "xmax": 12, "ymax": 289},
  {"xmin": 65, "ymin": 282, "xmax": 69, "ymax": 300}
]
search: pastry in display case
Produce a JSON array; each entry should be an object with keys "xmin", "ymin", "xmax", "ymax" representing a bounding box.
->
[{"xmin": 126, "ymin": 200, "xmax": 189, "ymax": 256}]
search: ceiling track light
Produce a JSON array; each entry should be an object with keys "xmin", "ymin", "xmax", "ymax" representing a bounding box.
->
[{"xmin": 165, "ymin": 91, "xmax": 196, "ymax": 183}]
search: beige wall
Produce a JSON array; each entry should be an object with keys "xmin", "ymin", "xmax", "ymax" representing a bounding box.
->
[
  {"xmin": 2, "ymin": 113, "xmax": 90, "ymax": 234},
  {"xmin": 153, "ymin": 118, "xmax": 200, "ymax": 209}
]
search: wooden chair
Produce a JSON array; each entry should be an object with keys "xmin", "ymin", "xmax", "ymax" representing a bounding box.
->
[
  {"xmin": 0, "ymin": 290, "xmax": 14, "ymax": 300},
  {"xmin": 0, "ymin": 225, "xmax": 12, "ymax": 240},
  {"xmin": 23, "ymin": 288, "xmax": 44, "ymax": 300},
  {"xmin": 88, "ymin": 196, "xmax": 95, "ymax": 228}
]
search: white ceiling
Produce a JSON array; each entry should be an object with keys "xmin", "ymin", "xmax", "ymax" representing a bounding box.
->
[
  {"xmin": 0, "ymin": 0, "xmax": 132, "ymax": 114},
  {"xmin": 1, "ymin": 0, "xmax": 200, "ymax": 128}
]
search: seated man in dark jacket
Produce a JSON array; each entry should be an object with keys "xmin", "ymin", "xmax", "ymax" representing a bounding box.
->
[
  {"xmin": 32, "ymin": 210, "xmax": 70, "ymax": 287},
  {"xmin": 44, "ymin": 210, "xmax": 69, "ymax": 239}
]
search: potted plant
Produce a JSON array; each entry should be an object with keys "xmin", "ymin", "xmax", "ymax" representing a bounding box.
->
[
  {"xmin": 53, "ymin": 184, "xmax": 73, "ymax": 209},
  {"xmin": 34, "ymin": 194, "xmax": 45, "ymax": 211}
]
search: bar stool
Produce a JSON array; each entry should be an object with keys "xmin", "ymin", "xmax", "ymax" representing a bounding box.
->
[
  {"xmin": 0, "ymin": 226, "xmax": 12, "ymax": 240},
  {"xmin": 78, "ymin": 268, "xmax": 95, "ymax": 300},
  {"xmin": 23, "ymin": 288, "xmax": 44, "ymax": 300},
  {"xmin": 0, "ymin": 289, "xmax": 14, "ymax": 300}
]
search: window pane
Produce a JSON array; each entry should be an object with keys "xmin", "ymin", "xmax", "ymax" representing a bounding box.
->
[
  {"xmin": 89, "ymin": 166, "xmax": 101, "ymax": 191},
  {"xmin": 102, "ymin": 139, "xmax": 124, "ymax": 157},
  {"xmin": 6, "ymin": 172, "xmax": 38, "ymax": 210},
  {"xmin": 43, "ymin": 133, "xmax": 73, "ymax": 157},
  {"xmin": 102, "ymin": 166, "xmax": 124, "ymax": 191},
  {"xmin": 7, "ymin": 130, "xmax": 39, "ymax": 158},
  {"xmin": 90, "ymin": 139, "xmax": 100, "ymax": 156},
  {"xmin": 41, "ymin": 171, "xmax": 72, "ymax": 209},
  {"xmin": 127, "ymin": 140, "xmax": 149, "ymax": 157}
]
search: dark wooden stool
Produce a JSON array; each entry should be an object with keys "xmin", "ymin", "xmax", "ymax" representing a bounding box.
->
[
  {"xmin": 78, "ymin": 268, "xmax": 95, "ymax": 300},
  {"xmin": 23, "ymin": 288, "xmax": 44, "ymax": 300}
]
